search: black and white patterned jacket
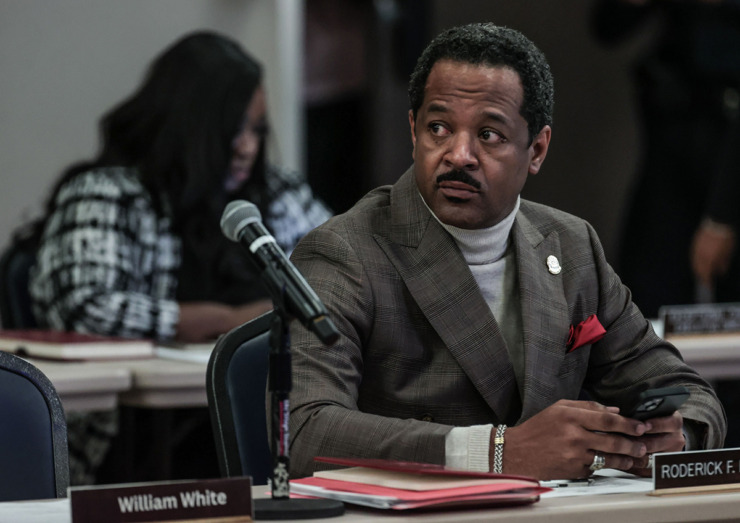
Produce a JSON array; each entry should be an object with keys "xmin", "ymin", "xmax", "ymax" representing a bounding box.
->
[{"xmin": 29, "ymin": 166, "xmax": 331, "ymax": 340}]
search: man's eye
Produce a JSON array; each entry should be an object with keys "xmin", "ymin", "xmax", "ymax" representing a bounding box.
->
[
  {"xmin": 480, "ymin": 129, "xmax": 503, "ymax": 143},
  {"xmin": 429, "ymin": 123, "xmax": 449, "ymax": 136}
]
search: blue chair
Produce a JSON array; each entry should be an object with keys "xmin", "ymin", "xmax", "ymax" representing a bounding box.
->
[
  {"xmin": 206, "ymin": 311, "xmax": 274, "ymax": 485},
  {"xmin": 0, "ymin": 350, "xmax": 69, "ymax": 500}
]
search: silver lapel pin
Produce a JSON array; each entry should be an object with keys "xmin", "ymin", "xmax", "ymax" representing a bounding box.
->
[{"xmin": 546, "ymin": 255, "xmax": 561, "ymax": 275}]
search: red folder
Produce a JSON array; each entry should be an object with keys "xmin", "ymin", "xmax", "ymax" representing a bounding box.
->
[{"xmin": 290, "ymin": 457, "xmax": 550, "ymax": 511}]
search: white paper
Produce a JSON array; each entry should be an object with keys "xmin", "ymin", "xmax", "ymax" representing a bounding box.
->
[
  {"xmin": 540, "ymin": 469, "xmax": 653, "ymax": 498},
  {"xmin": 154, "ymin": 344, "xmax": 213, "ymax": 364}
]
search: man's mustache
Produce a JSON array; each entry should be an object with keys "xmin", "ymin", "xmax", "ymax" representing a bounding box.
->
[{"xmin": 436, "ymin": 170, "xmax": 481, "ymax": 190}]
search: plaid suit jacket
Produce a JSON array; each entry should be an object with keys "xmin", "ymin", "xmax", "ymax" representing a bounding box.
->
[{"xmin": 287, "ymin": 167, "xmax": 725, "ymax": 478}]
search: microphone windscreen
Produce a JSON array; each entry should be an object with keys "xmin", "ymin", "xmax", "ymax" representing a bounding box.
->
[{"xmin": 221, "ymin": 200, "xmax": 261, "ymax": 242}]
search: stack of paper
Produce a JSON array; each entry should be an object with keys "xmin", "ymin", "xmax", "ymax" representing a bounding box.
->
[
  {"xmin": 0, "ymin": 329, "xmax": 154, "ymax": 360},
  {"xmin": 290, "ymin": 457, "xmax": 550, "ymax": 510}
]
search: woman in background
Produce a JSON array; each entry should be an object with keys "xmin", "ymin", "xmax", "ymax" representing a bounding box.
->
[{"xmin": 27, "ymin": 31, "xmax": 331, "ymax": 484}]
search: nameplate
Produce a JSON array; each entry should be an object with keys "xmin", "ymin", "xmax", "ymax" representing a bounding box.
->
[
  {"xmin": 659, "ymin": 303, "xmax": 740, "ymax": 335},
  {"xmin": 69, "ymin": 477, "xmax": 253, "ymax": 522},
  {"xmin": 652, "ymin": 448, "xmax": 740, "ymax": 495}
]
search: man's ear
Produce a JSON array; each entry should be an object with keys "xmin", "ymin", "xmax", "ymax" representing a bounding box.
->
[
  {"xmin": 408, "ymin": 110, "xmax": 417, "ymax": 160},
  {"xmin": 528, "ymin": 125, "xmax": 551, "ymax": 175}
]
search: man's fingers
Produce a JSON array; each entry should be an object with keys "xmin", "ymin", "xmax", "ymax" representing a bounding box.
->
[
  {"xmin": 558, "ymin": 400, "xmax": 640, "ymax": 430},
  {"xmin": 638, "ymin": 430, "xmax": 686, "ymax": 455},
  {"xmin": 592, "ymin": 430, "xmax": 648, "ymax": 459},
  {"xmin": 577, "ymin": 407, "xmax": 650, "ymax": 436},
  {"xmin": 642, "ymin": 411, "xmax": 683, "ymax": 434},
  {"xmin": 571, "ymin": 400, "xmax": 620, "ymax": 413}
]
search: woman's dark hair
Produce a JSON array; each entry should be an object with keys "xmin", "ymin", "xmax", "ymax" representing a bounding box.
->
[
  {"xmin": 14, "ymin": 31, "xmax": 275, "ymax": 303},
  {"xmin": 42, "ymin": 31, "xmax": 266, "ymax": 227},
  {"xmin": 408, "ymin": 23, "xmax": 554, "ymax": 145}
]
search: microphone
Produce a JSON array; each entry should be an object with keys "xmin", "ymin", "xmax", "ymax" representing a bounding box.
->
[{"xmin": 220, "ymin": 200, "xmax": 339, "ymax": 345}]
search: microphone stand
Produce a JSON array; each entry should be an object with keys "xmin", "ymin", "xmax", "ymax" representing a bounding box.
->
[{"xmin": 254, "ymin": 299, "xmax": 344, "ymax": 520}]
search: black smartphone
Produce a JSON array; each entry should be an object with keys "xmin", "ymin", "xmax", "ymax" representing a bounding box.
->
[{"xmin": 623, "ymin": 386, "xmax": 690, "ymax": 421}]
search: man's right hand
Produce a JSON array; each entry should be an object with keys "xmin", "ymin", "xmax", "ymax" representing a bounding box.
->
[{"xmin": 499, "ymin": 399, "xmax": 649, "ymax": 479}]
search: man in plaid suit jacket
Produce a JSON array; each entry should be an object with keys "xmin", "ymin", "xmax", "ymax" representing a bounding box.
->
[{"xmin": 286, "ymin": 23, "xmax": 726, "ymax": 480}]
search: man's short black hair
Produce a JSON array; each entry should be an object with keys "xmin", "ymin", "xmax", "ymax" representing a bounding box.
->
[{"xmin": 409, "ymin": 23, "xmax": 554, "ymax": 145}]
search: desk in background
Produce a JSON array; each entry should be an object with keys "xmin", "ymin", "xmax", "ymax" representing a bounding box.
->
[
  {"xmin": 652, "ymin": 319, "xmax": 740, "ymax": 381},
  {"xmin": 117, "ymin": 357, "xmax": 207, "ymax": 409},
  {"xmin": 667, "ymin": 335, "xmax": 740, "ymax": 381},
  {"xmin": 89, "ymin": 354, "xmax": 210, "ymax": 483},
  {"xmin": 26, "ymin": 351, "xmax": 209, "ymax": 414},
  {"xmin": 29, "ymin": 359, "xmax": 132, "ymax": 412},
  {"xmin": 114, "ymin": 356, "xmax": 211, "ymax": 481},
  {"xmin": 28, "ymin": 352, "xmax": 213, "ymax": 483}
]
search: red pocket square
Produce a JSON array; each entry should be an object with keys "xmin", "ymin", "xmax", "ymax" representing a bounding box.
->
[{"xmin": 567, "ymin": 314, "xmax": 606, "ymax": 352}]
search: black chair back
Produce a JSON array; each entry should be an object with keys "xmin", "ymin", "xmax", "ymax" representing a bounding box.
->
[
  {"xmin": 0, "ymin": 351, "xmax": 69, "ymax": 500},
  {"xmin": 0, "ymin": 241, "xmax": 38, "ymax": 329},
  {"xmin": 206, "ymin": 311, "xmax": 274, "ymax": 485}
]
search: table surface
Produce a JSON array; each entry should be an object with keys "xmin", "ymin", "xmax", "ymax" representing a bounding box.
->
[
  {"xmin": 650, "ymin": 319, "xmax": 740, "ymax": 380},
  {"xmin": 666, "ymin": 334, "xmax": 740, "ymax": 380},
  {"xmin": 29, "ymin": 358, "xmax": 132, "ymax": 412},
  {"xmin": 2, "ymin": 487, "xmax": 740, "ymax": 523},
  {"xmin": 115, "ymin": 356, "xmax": 208, "ymax": 408},
  {"xmin": 25, "ymin": 350, "xmax": 210, "ymax": 413}
]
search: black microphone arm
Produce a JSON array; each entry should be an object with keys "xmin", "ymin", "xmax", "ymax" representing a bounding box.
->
[{"xmin": 220, "ymin": 200, "xmax": 339, "ymax": 345}]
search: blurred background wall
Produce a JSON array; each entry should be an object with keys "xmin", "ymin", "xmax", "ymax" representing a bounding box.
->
[
  {"xmin": 0, "ymin": 0, "xmax": 649, "ymax": 263},
  {"xmin": 0, "ymin": 0, "xmax": 303, "ymax": 245}
]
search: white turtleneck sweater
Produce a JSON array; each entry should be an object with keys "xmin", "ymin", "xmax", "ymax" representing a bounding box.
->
[{"xmin": 421, "ymin": 193, "xmax": 524, "ymax": 472}]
